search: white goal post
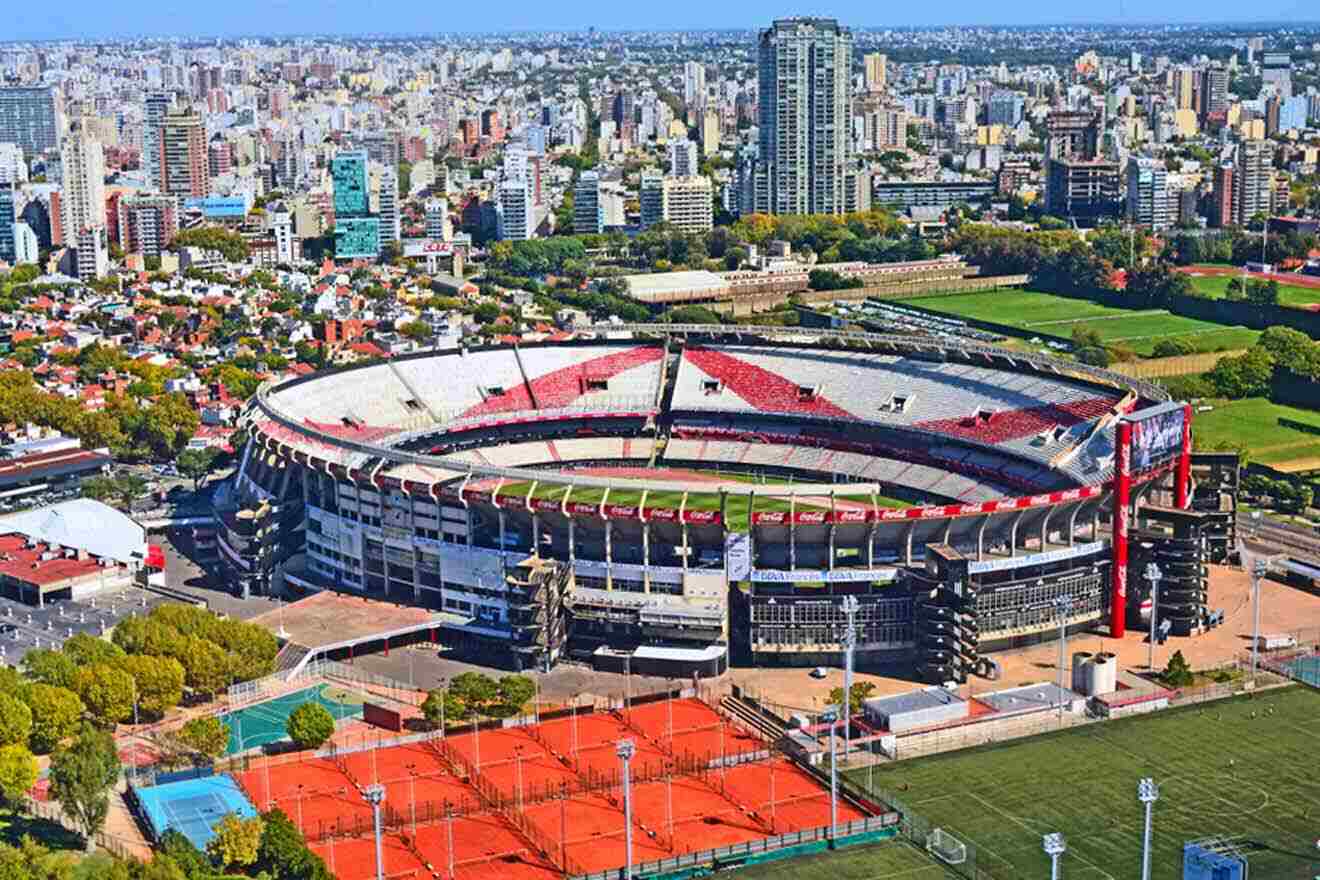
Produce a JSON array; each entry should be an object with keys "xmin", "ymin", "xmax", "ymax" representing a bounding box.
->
[{"xmin": 927, "ymin": 827, "xmax": 968, "ymax": 865}]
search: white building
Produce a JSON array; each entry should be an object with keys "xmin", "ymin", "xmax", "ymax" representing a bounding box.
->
[
  {"xmin": 573, "ymin": 171, "xmax": 602, "ymax": 234},
  {"xmin": 75, "ymin": 226, "xmax": 109, "ymax": 281},
  {"xmin": 0, "ymin": 143, "xmax": 27, "ymax": 184},
  {"xmin": 60, "ymin": 131, "xmax": 106, "ymax": 239},
  {"xmin": 498, "ymin": 181, "xmax": 534, "ymax": 241},
  {"xmin": 669, "ymin": 139, "xmax": 699, "ymax": 177},
  {"xmin": 13, "ymin": 221, "xmax": 38, "ymax": 263},
  {"xmin": 425, "ymin": 198, "xmax": 450, "ymax": 241}
]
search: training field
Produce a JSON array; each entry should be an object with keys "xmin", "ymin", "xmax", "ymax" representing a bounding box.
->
[
  {"xmin": 736, "ymin": 840, "xmax": 956, "ymax": 879},
  {"xmin": 1182, "ymin": 268, "xmax": 1320, "ymax": 309},
  {"xmin": 1190, "ymin": 397, "xmax": 1320, "ymax": 469},
  {"xmin": 850, "ymin": 686, "xmax": 1320, "ymax": 880},
  {"xmin": 907, "ymin": 289, "xmax": 1260, "ymax": 356}
]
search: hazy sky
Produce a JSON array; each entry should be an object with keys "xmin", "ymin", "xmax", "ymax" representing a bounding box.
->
[{"xmin": 8, "ymin": 0, "xmax": 1319, "ymax": 40}]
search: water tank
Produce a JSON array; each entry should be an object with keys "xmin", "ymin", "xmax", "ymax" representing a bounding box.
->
[
  {"xmin": 1083, "ymin": 655, "xmax": 1101, "ymax": 696},
  {"xmin": 1093, "ymin": 652, "xmax": 1118, "ymax": 695},
  {"xmin": 1071, "ymin": 652, "xmax": 1093, "ymax": 692}
]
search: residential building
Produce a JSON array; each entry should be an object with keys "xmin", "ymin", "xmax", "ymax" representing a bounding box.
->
[
  {"xmin": 75, "ymin": 226, "xmax": 108, "ymax": 281},
  {"xmin": 116, "ymin": 194, "xmax": 178, "ymax": 257},
  {"xmin": 639, "ymin": 170, "xmax": 665, "ymax": 230},
  {"xmin": 332, "ymin": 150, "xmax": 378, "ymax": 259},
  {"xmin": 1201, "ymin": 68, "xmax": 1229, "ymax": 118},
  {"xmin": 0, "ymin": 143, "xmax": 27, "ymax": 183},
  {"xmin": 143, "ymin": 92, "xmax": 171, "ymax": 190},
  {"xmin": 1044, "ymin": 111, "xmax": 1120, "ymax": 223},
  {"xmin": 1172, "ymin": 66, "xmax": 1196, "ymax": 111},
  {"xmin": 377, "ymin": 171, "xmax": 400, "ymax": 251},
  {"xmin": 1126, "ymin": 157, "xmax": 1170, "ymax": 230},
  {"xmin": 1211, "ymin": 163, "xmax": 1234, "ymax": 228},
  {"xmin": 701, "ymin": 109, "xmax": 720, "ymax": 157},
  {"xmin": 0, "ymin": 183, "xmax": 15, "ymax": 263},
  {"xmin": 272, "ymin": 206, "xmax": 294, "ymax": 264},
  {"xmin": 684, "ymin": 61, "xmax": 706, "ymax": 110},
  {"xmin": 13, "ymin": 221, "xmax": 38, "ymax": 263},
  {"xmin": 573, "ymin": 171, "xmax": 602, "ymax": 235},
  {"xmin": 1232, "ymin": 140, "xmax": 1271, "ymax": 226},
  {"xmin": 59, "ymin": 131, "xmax": 106, "ymax": 239},
  {"xmin": 864, "ymin": 52, "xmax": 887, "ymax": 93},
  {"xmin": 987, "ymin": 92, "xmax": 1024, "ymax": 126},
  {"xmin": 872, "ymin": 180, "xmax": 996, "ymax": 209},
  {"xmin": 756, "ymin": 17, "xmax": 854, "ymax": 215},
  {"xmin": 498, "ymin": 181, "xmax": 533, "ymax": 241},
  {"xmin": 669, "ymin": 139, "xmax": 698, "ymax": 177},
  {"xmin": 425, "ymin": 198, "xmax": 450, "ymax": 241},
  {"xmin": 160, "ymin": 109, "xmax": 209, "ymax": 198},
  {"xmin": 654, "ymin": 175, "xmax": 714, "ymax": 234},
  {"xmin": 0, "ymin": 87, "xmax": 63, "ymax": 156}
]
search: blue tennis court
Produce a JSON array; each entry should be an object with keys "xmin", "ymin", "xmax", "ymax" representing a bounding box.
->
[
  {"xmin": 134, "ymin": 773, "xmax": 258, "ymax": 849},
  {"xmin": 1282, "ymin": 653, "xmax": 1320, "ymax": 686}
]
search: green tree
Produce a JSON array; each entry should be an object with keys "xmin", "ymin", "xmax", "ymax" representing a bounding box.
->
[
  {"xmin": 448, "ymin": 672, "xmax": 499, "ymax": 718},
  {"xmin": 207, "ymin": 813, "xmax": 265, "ymax": 869},
  {"xmin": 48, "ymin": 725, "xmax": 122, "ymax": 848},
  {"xmin": 175, "ymin": 716, "xmax": 231, "ymax": 762},
  {"xmin": 495, "ymin": 675, "xmax": 536, "ymax": 717},
  {"xmin": 0, "ymin": 693, "xmax": 33, "ymax": 747},
  {"xmin": 172, "ymin": 226, "xmax": 250, "ymax": 262},
  {"xmin": 1160, "ymin": 650, "xmax": 1194, "ymax": 687},
  {"xmin": 0, "ymin": 743, "xmax": 38, "ymax": 806},
  {"xmin": 111, "ymin": 617, "xmax": 184, "ymax": 657},
  {"xmin": 140, "ymin": 392, "xmax": 201, "ymax": 458},
  {"xmin": 253, "ymin": 808, "xmax": 333, "ymax": 880},
  {"xmin": 169, "ymin": 636, "xmax": 231, "ymax": 698},
  {"xmin": 63, "ymin": 633, "xmax": 126, "ymax": 667},
  {"xmin": 1206, "ymin": 347, "xmax": 1275, "ymax": 399},
  {"xmin": 24, "ymin": 684, "xmax": 84, "ymax": 753},
  {"xmin": 72, "ymin": 664, "xmax": 136, "ymax": 727},
  {"xmin": 286, "ymin": 703, "xmax": 335, "ymax": 750},
  {"xmin": 116, "ymin": 655, "xmax": 185, "ymax": 719},
  {"xmin": 828, "ymin": 681, "xmax": 878, "ymax": 714},
  {"xmin": 174, "ymin": 447, "xmax": 219, "ymax": 491},
  {"xmin": 22, "ymin": 649, "xmax": 77, "ymax": 689},
  {"xmin": 421, "ymin": 688, "xmax": 459, "ymax": 729}
]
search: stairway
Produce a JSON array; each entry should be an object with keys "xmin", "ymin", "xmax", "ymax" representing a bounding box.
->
[{"xmin": 719, "ymin": 695, "xmax": 787, "ymax": 744}]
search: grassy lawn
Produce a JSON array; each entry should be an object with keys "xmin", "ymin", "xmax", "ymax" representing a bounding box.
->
[
  {"xmin": 1184, "ymin": 271, "xmax": 1320, "ymax": 308},
  {"xmin": 735, "ymin": 840, "xmax": 955, "ymax": 879},
  {"xmin": 849, "ymin": 687, "xmax": 1320, "ymax": 880},
  {"xmin": 906, "ymin": 289, "xmax": 1258, "ymax": 356},
  {"xmin": 1192, "ymin": 397, "xmax": 1320, "ymax": 465}
]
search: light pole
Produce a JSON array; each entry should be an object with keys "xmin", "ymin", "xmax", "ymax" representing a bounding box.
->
[
  {"xmin": 445, "ymin": 801, "xmax": 455, "ymax": 880},
  {"xmin": 1145, "ymin": 562, "xmax": 1163, "ymax": 672},
  {"xmin": 1043, "ymin": 832, "xmax": 1066, "ymax": 880},
  {"xmin": 1250, "ymin": 558, "xmax": 1268, "ymax": 679},
  {"xmin": 364, "ymin": 784, "xmax": 386, "ymax": 880},
  {"xmin": 838, "ymin": 594, "xmax": 859, "ymax": 763},
  {"xmin": 617, "ymin": 740, "xmax": 636, "ymax": 880},
  {"xmin": 406, "ymin": 763, "xmax": 417, "ymax": 835},
  {"xmin": 1138, "ymin": 778, "xmax": 1159, "ymax": 880},
  {"xmin": 1053, "ymin": 595, "xmax": 1071, "ymax": 721},
  {"xmin": 827, "ymin": 721, "xmax": 840, "ymax": 843}
]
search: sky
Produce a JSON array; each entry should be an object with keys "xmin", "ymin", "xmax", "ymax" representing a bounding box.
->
[{"xmin": 7, "ymin": 0, "xmax": 1319, "ymax": 41}]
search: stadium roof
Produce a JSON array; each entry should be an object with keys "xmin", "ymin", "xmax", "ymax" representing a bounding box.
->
[
  {"xmin": 622, "ymin": 270, "xmax": 729, "ymax": 303},
  {"xmin": 0, "ymin": 499, "xmax": 147, "ymax": 565}
]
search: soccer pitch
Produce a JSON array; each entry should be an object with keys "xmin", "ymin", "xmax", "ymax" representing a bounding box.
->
[
  {"xmin": 848, "ymin": 686, "xmax": 1320, "ymax": 880},
  {"xmin": 735, "ymin": 840, "xmax": 958, "ymax": 879},
  {"xmin": 906, "ymin": 290, "xmax": 1260, "ymax": 356}
]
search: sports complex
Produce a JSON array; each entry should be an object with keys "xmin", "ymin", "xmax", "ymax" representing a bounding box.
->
[{"xmin": 216, "ymin": 324, "xmax": 1222, "ymax": 682}]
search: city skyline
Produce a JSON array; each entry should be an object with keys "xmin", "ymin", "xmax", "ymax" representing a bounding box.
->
[{"xmin": 7, "ymin": 3, "xmax": 1320, "ymax": 41}]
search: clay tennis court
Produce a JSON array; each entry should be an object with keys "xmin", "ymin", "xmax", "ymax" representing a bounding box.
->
[{"xmin": 233, "ymin": 696, "xmax": 869, "ymax": 880}]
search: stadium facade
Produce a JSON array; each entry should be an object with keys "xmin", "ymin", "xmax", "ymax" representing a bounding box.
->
[{"xmin": 217, "ymin": 328, "xmax": 1200, "ymax": 681}]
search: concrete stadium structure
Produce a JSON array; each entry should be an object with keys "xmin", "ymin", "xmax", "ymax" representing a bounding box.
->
[{"xmin": 217, "ymin": 326, "xmax": 1194, "ymax": 682}]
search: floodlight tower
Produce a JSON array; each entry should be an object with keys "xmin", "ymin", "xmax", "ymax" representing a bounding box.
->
[
  {"xmin": 839, "ymin": 594, "xmax": 859, "ymax": 761},
  {"xmin": 617, "ymin": 739, "xmax": 636, "ymax": 880},
  {"xmin": 1145, "ymin": 562, "xmax": 1163, "ymax": 672},
  {"xmin": 1042, "ymin": 832, "xmax": 1066, "ymax": 880},
  {"xmin": 364, "ymin": 783, "xmax": 386, "ymax": 880},
  {"xmin": 1138, "ymin": 778, "xmax": 1160, "ymax": 880},
  {"xmin": 1250, "ymin": 558, "xmax": 1268, "ymax": 679},
  {"xmin": 1053, "ymin": 595, "xmax": 1071, "ymax": 720}
]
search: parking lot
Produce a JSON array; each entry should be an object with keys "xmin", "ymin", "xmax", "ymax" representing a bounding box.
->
[{"xmin": 0, "ymin": 585, "xmax": 171, "ymax": 666}]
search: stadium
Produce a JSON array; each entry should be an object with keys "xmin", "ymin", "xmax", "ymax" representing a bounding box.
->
[{"xmin": 217, "ymin": 324, "xmax": 1215, "ymax": 681}]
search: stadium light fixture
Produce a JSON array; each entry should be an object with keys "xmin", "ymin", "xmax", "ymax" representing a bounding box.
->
[
  {"xmin": 1042, "ymin": 832, "xmax": 1066, "ymax": 880},
  {"xmin": 839, "ymin": 594, "xmax": 859, "ymax": 762},
  {"xmin": 364, "ymin": 783, "xmax": 386, "ymax": 880},
  {"xmin": 1250, "ymin": 558, "xmax": 1269, "ymax": 680},
  {"xmin": 1138, "ymin": 778, "xmax": 1159, "ymax": 880},
  {"xmin": 1144, "ymin": 562, "xmax": 1162, "ymax": 673},
  {"xmin": 618, "ymin": 739, "xmax": 636, "ymax": 880}
]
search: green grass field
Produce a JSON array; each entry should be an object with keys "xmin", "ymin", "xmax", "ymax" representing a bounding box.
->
[
  {"xmin": 1184, "ymin": 271, "xmax": 1320, "ymax": 308},
  {"xmin": 1191, "ymin": 397, "xmax": 1320, "ymax": 467},
  {"xmin": 906, "ymin": 290, "xmax": 1260, "ymax": 356},
  {"xmin": 736, "ymin": 840, "xmax": 957, "ymax": 879},
  {"xmin": 848, "ymin": 687, "xmax": 1320, "ymax": 880}
]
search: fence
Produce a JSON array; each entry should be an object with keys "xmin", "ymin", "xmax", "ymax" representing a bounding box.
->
[
  {"xmin": 25, "ymin": 795, "xmax": 145, "ymax": 862},
  {"xmin": 1110, "ymin": 349, "xmax": 1246, "ymax": 379},
  {"xmin": 571, "ymin": 813, "xmax": 899, "ymax": 880}
]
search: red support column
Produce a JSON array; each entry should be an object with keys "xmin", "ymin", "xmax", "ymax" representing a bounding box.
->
[
  {"xmin": 384, "ymin": 638, "xmax": 389, "ymax": 657},
  {"xmin": 1175, "ymin": 403, "xmax": 1193, "ymax": 509},
  {"xmin": 1111, "ymin": 420, "xmax": 1133, "ymax": 638},
  {"xmin": 430, "ymin": 627, "xmax": 436, "ymax": 644}
]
